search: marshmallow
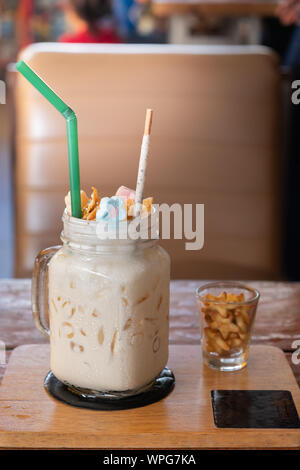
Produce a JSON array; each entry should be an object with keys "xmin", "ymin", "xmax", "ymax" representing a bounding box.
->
[
  {"xmin": 96, "ymin": 196, "xmax": 127, "ymax": 223},
  {"xmin": 115, "ymin": 186, "xmax": 136, "ymax": 201}
]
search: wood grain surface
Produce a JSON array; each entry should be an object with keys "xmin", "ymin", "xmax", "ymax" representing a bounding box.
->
[
  {"xmin": 0, "ymin": 279, "xmax": 300, "ymax": 386},
  {"xmin": 0, "ymin": 344, "xmax": 299, "ymax": 449},
  {"xmin": 152, "ymin": 0, "xmax": 278, "ymax": 17}
]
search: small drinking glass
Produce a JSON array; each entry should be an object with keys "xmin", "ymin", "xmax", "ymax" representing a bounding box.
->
[{"xmin": 196, "ymin": 282, "xmax": 260, "ymax": 371}]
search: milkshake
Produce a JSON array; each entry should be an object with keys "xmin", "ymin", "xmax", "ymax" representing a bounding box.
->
[
  {"xmin": 33, "ymin": 195, "xmax": 170, "ymax": 397},
  {"xmin": 48, "ymin": 212, "xmax": 170, "ymax": 393}
]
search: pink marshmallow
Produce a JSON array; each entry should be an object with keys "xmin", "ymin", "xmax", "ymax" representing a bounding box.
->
[{"xmin": 115, "ymin": 186, "xmax": 136, "ymax": 200}]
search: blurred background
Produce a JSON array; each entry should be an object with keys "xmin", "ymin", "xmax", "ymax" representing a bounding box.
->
[{"xmin": 0, "ymin": 0, "xmax": 300, "ymax": 280}]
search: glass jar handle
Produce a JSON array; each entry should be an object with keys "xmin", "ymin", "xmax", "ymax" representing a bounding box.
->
[{"xmin": 32, "ymin": 246, "xmax": 61, "ymax": 338}]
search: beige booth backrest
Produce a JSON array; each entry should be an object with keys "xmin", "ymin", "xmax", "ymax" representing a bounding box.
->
[{"xmin": 16, "ymin": 43, "xmax": 280, "ymax": 279}]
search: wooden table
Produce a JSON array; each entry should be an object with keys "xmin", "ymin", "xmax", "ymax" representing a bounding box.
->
[
  {"xmin": 0, "ymin": 279, "xmax": 299, "ymax": 387},
  {"xmin": 152, "ymin": 0, "xmax": 279, "ymax": 44},
  {"xmin": 152, "ymin": 0, "xmax": 279, "ymax": 17}
]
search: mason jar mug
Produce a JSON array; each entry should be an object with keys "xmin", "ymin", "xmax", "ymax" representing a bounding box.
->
[{"xmin": 32, "ymin": 211, "xmax": 170, "ymax": 398}]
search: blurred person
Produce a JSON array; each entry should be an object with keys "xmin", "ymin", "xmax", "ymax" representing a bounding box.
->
[
  {"xmin": 111, "ymin": 0, "xmax": 136, "ymax": 38},
  {"xmin": 277, "ymin": 0, "xmax": 300, "ymax": 25},
  {"xmin": 59, "ymin": 0, "xmax": 122, "ymax": 43},
  {"xmin": 112, "ymin": 0, "xmax": 167, "ymax": 43},
  {"xmin": 277, "ymin": 0, "xmax": 300, "ymax": 66}
]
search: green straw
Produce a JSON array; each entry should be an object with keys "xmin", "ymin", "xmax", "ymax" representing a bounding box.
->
[{"xmin": 15, "ymin": 60, "xmax": 81, "ymax": 219}]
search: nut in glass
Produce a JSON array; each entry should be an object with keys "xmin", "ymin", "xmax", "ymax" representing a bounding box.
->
[{"xmin": 196, "ymin": 282, "xmax": 260, "ymax": 371}]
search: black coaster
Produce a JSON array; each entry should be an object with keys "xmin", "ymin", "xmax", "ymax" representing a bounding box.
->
[
  {"xmin": 211, "ymin": 390, "xmax": 300, "ymax": 429},
  {"xmin": 44, "ymin": 368, "xmax": 175, "ymax": 410}
]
